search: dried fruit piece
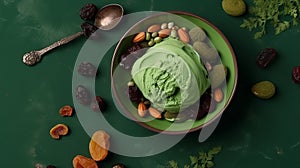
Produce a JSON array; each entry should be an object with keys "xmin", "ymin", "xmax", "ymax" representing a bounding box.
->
[
  {"xmin": 177, "ymin": 28, "xmax": 190, "ymax": 43},
  {"xmin": 75, "ymin": 85, "xmax": 91, "ymax": 105},
  {"xmin": 112, "ymin": 163, "xmax": 126, "ymax": 168},
  {"xmin": 90, "ymin": 96, "xmax": 106, "ymax": 112},
  {"xmin": 128, "ymin": 85, "xmax": 144, "ymax": 103},
  {"xmin": 78, "ymin": 62, "xmax": 98, "ymax": 77},
  {"xmin": 81, "ymin": 22, "xmax": 99, "ymax": 38},
  {"xmin": 46, "ymin": 165, "xmax": 56, "ymax": 168},
  {"xmin": 59, "ymin": 105, "xmax": 73, "ymax": 117},
  {"xmin": 80, "ymin": 3, "xmax": 98, "ymax": 21},
  {"xmin": 49, "ymin": 124, "xmax": 69, "ymax": 139},
  {"xmin": 138, "ymin": 102, "xmax": 147, "ymax": 117},
  {"xmin": 256, "ymin": 48, "xmax": 277, "ymax": 68},
  {"xmin": 148, "ymin": 107, "xmax": 162, "ymax": 119},
  {"xmin": 251, "ymin": 80, "xmax": 276, "ymax": 99},
  {"xmin": 72, "ymin": 155, "xmax": 98, "ymax": 168},
  {"xmin": 89, "ymin": 130, "xmax": 110, "ymax": 161},
  {"xmin": 133, "ymin": 32, "xmax": 145, "ymax": 43},
  {"xmin": 292, "ymin": 66, "xmax": 300, "ymax": 84}
]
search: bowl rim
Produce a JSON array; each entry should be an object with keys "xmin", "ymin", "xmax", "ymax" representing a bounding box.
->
[{"xmin": 110, "ymin": 11, "xmax": 238, "ymax": 135}]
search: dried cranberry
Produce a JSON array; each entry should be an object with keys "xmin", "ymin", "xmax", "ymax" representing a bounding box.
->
[
  {"xmin": 75, "ymin": 85, "xmax": 91, "ymax": 105},
  {"xmin": 78, "ymin": 61, "xmax": 97, "ymax": 77},
  {"xmin": 80, "ymin": 3, "xmax": 98, "ymax": 21},
  {"xmin": 90, "ymin": 96, "xmax": 106, "ymax": 112},
  {"xmin": 128, "ymin": 85, "xmax": 144, "ymax": 103},
  {"xmin": 292, "ymin": 66, "xmax": 300, "ymax": 84},
  {"xmin": 256, "ymin": 48, "xmax": 277, "ymax": 68},
  {"xmin": 81, "ymin": 22, "xmax": 99, "ymax": 38}
]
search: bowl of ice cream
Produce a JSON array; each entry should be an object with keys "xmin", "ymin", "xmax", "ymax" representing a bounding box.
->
[{"xmin": 111, "ymin": 11, "xmax": 238, "ymax": 134}]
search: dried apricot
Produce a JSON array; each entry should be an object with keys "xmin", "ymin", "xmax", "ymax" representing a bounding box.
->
[
  {"xmin": 49, "ymin": 124, "xmax": 69, "ymax": 139},
  {"xmin": 89, "ymin": 130, "xmax": 110, "ymax": 161},
  {"xmin": 72, "ymin": 155, "xmax": 98, "ymax": 168},
  {"xmin": 59, "ymin": 105, "xmax": 73, "ymax": 117}
]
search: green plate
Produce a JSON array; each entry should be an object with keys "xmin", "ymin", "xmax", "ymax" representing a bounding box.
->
[{"xmin": 111, "ymin": 12, "xmax": 238, "ymax": 133}]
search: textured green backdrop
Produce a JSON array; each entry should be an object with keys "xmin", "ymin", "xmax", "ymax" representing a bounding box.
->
[{"xmin": 1, "ymin": 0, "xmax": 300, "ymax": 167}]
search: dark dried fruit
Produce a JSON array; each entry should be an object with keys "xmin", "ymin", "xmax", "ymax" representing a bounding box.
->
[
  {"xmin": 112, "ymin": 163, "xmax": 126, "ymax": 168},
  {"xmin": 90, "ymin": 96, "xmax": 106, "ymax": 112},
  {"xmin": 197, "ymin": 91, "xmax": 214, "ymax": 119},
  {"xmin": 256, "ymin": 48, "xmax": 277, "ymax": 68},
  {"xmin": 59, "ymin": 105, "xmax": 73, "ymax": 117},
  {"xmin": 128, "ymin": 85, "xmax": 144, "ymax": 103},
  {"xmin": 75, "ymin": 85, "xmax": 91, "ymax": 105},
  {"xmin": 292, "ymin": 66, "xmax": 300, "ymax": 84},
  {"xmin": 46, "ymin": 165, "xmax": 56, "ymax": 168},
  {"xmin": 78, "ymin": 62, "xmax": 97, "ymax": 77},
  {"xmin": 81, "ymin": 22, "xmax": 98, "ymax": 38},
  {"xmin": 80, "ymin": 3, "xmax": 98, "ymax": 21},
  {"xmin": 119, "ymin": 44, "xmax": 146, "ymax": 70}
]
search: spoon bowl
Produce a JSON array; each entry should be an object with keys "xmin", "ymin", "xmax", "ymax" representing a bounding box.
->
[{"xmin": 94, "ymin": 4, "xmax": 124, "ymax": 30}]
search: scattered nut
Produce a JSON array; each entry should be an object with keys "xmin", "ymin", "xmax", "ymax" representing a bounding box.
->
[
  {"xmin": 158, "ymin": 29, "xmax": 171, "ymax": 38},
  {"xmin": 148, "ymin": 107, "xmax": 162, "ymax": 119},
  {"xmin": 147, "ymin": 24, "xmax": 161, "ymax": 32},
  {"xmin": 133, "ymin": 32, "xmax": 145, "ymax": 43},
  {"xmin": 213, "ymin": 88, "xmax": 224, "ymax": 103},
  {"xmin": 177, "ymin": 28, "xmax": 190, "ymax": 43},
  {"xmin": 138, "ymin": 102, "xmax": 147, "ymax": 117}
]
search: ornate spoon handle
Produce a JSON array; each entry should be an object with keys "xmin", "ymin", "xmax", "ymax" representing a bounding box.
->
[{"xmin": 22, "ymin": 31, "xmax": 84, "ymax": 66}]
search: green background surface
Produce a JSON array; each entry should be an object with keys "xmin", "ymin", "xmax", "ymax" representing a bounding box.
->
[{"xmin": 1, "ymin": 0, "xmax": 300, "ymax": 167}]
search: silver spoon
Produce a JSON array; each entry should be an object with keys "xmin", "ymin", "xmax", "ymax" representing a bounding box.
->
[{"xmin": 22, "ymin": 3, "xmax": 124, "ymax": 66}]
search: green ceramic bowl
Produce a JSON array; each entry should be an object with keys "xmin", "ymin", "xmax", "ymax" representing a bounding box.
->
[{"xmin": 111, "ymin": 11, "xmax": 238, "ymax": 134}]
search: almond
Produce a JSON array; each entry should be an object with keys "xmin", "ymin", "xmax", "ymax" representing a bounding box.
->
[
  {"xmin": 213, "ymin": 88, "xmax": 224, "ymax": 103},
  {"xmin": 138, "ymin": 102, "xmax": 147, "ymax": 117},
  {"xmin": 133, "ymin": 32, "xmax": 145, "ymax": 43},
  {"xmin": 158, "ymin": 29, "xmax": 171, "ymax": 37},
  {"xmin": 148, "ymin": 107, "xmax": 162, "ymax": 119},
  {"xmin": 147, "ymin": 24, "xmax": 161, "ymax": 33},
  {"xmin": 178, "ymin": 28, "xmax": 190, "ymax": 43}
]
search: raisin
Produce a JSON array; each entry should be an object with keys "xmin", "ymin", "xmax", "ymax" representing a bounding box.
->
[
  {"xmin": 119, "ymin": 44, "xmax": 146, "ymax": 70},
  {"xmin": 46, "ymin": 165, "xmax": 56, "ymax": 168},
  {"xmin": 292, "ymin": 66, "xmax": 300, "ymax": 84},
  {"xmin": 80, "ymin": 3, "xmax": 98, "ymax": 21},
  {"xmin": 90, "ymin": 96, "xmax": 106, "ymax": 112},
  {"xmin": 81, "ymin": 22, "xmax": 99, "ymax": 38},
  {"xmin": 256, "ymin": 48, "xmax": 277, "ymax": 68},
  {"xmin": 75, "ymin": 85, "xmax": 91, "ymax": 105},
  {"xmin": 128, "ymin": 85, "xmax": 144, "ymax": 103},
  {"xmin": 78, "ymin": 61, "xmax": 97, "ymax": 77},
  {"xmin": 197, "ymin": 92, "xmax": 215, "ymax": 119},
  {"xmin": 112, "ymin": 163, "xmax": 126, "ymax": 168}
]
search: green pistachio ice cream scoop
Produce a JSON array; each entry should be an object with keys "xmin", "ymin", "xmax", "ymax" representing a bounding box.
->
[{"xmin": 131, "ymin": 38, "xmax": 210, "ymax": 112}]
